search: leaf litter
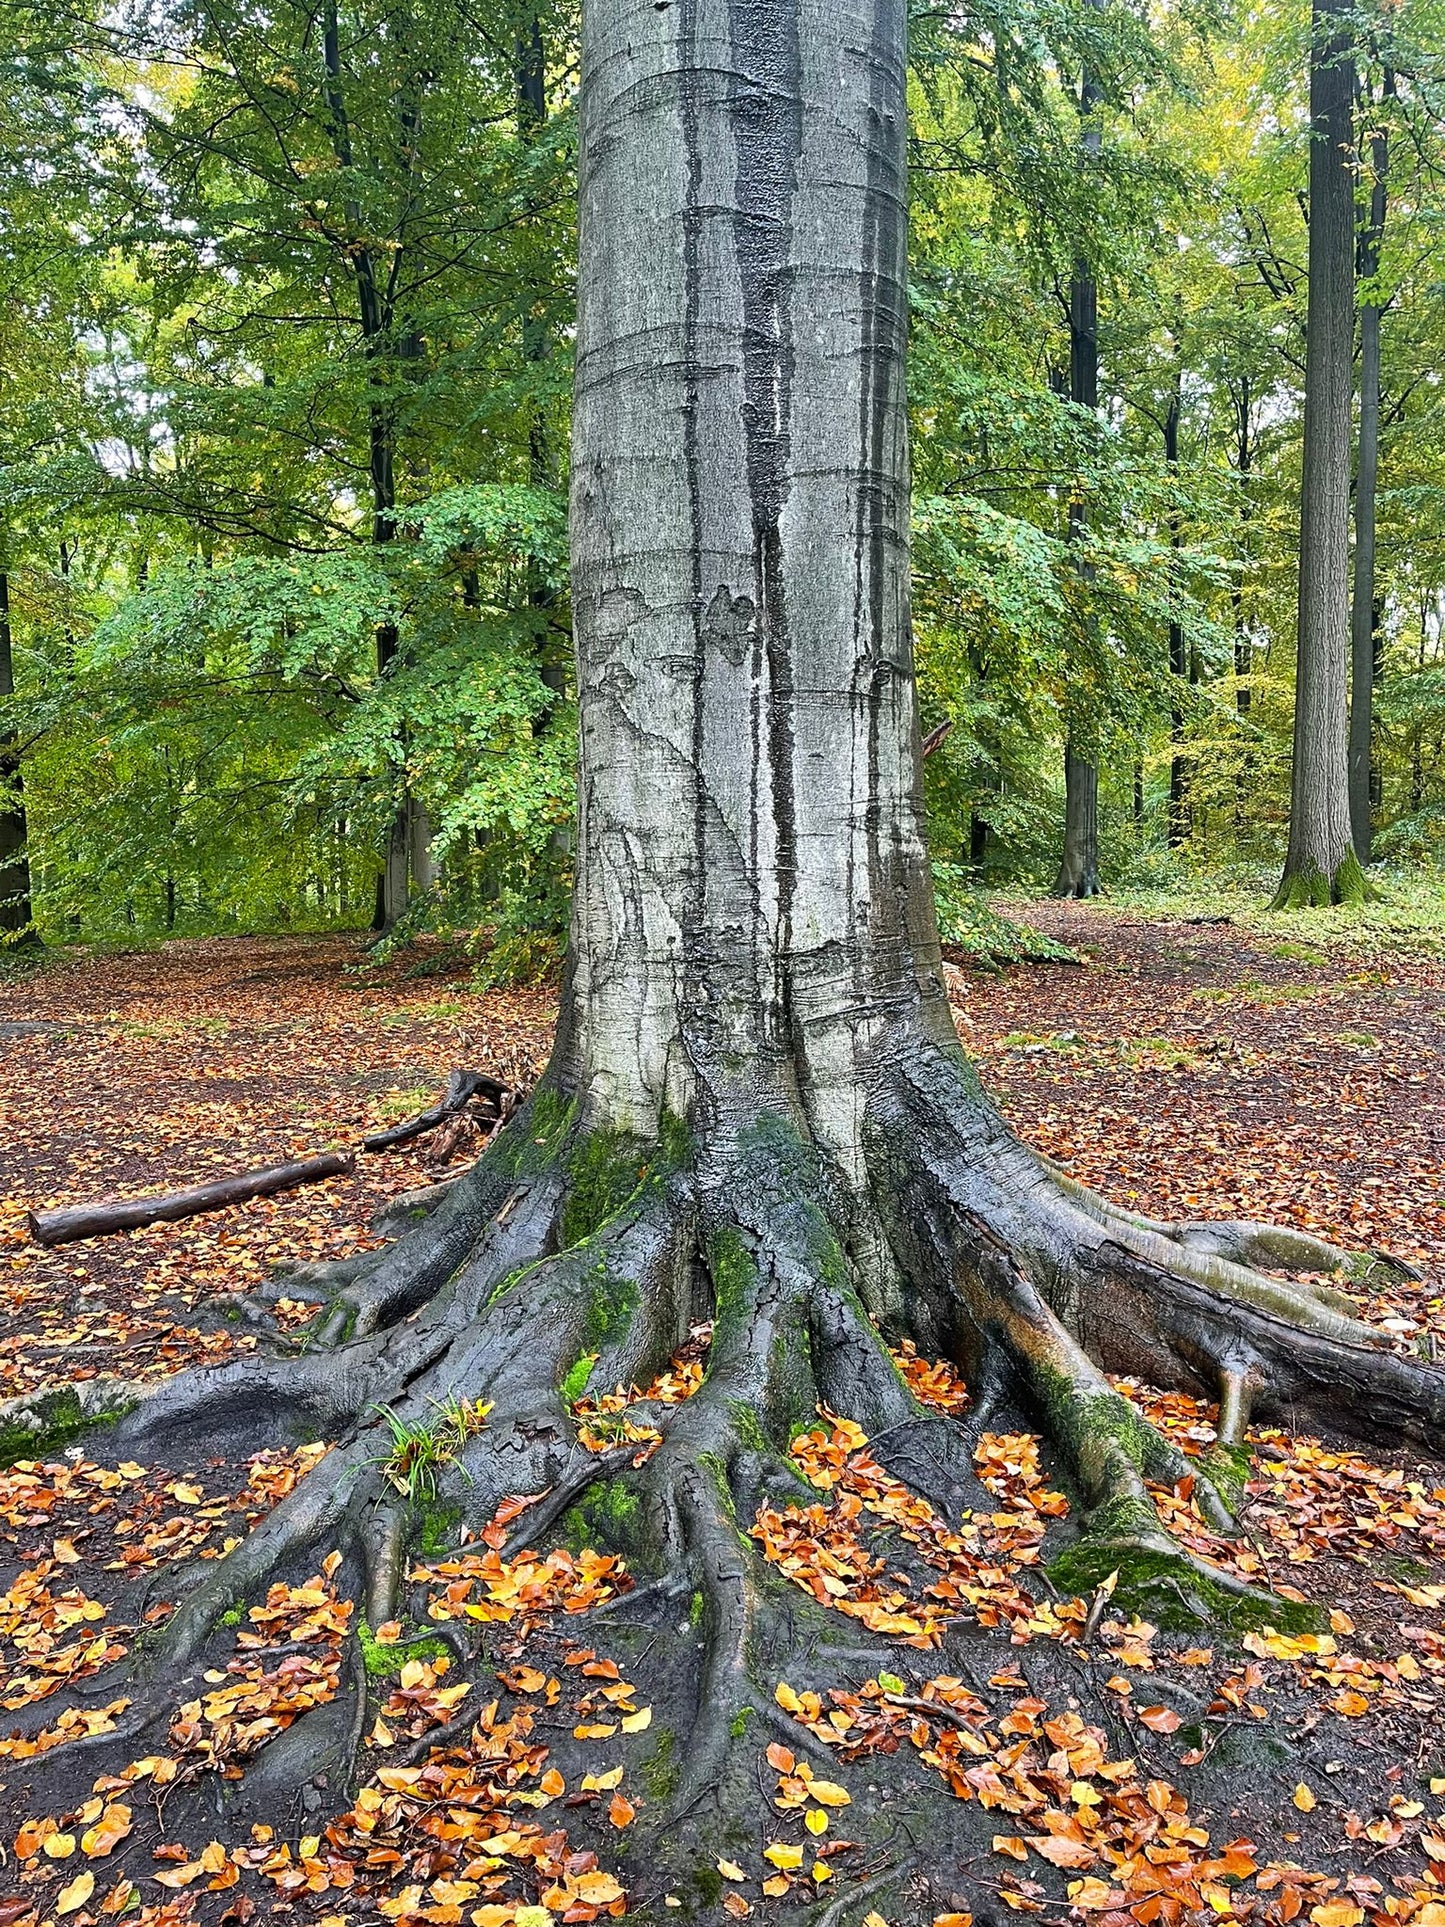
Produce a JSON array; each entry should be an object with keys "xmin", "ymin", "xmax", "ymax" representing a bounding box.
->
[{"xmin": 3, "ymin": 918, "xmax": 1445, "ymax": 1924}]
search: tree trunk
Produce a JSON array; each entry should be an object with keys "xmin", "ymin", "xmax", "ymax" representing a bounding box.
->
[
  {"xmin": 17, "ymin": 0, "xmax": 1445, "ymax": 1882},
  {"xmin": 1348, "ymin": 83, "xmax": 1388, "ymax": 863},
  {"xmin": 1053, "ymin": 742, "xmax": 1100, "ymax": 896},
  {"xmin": 1275, "ymin": 0, "xmax": 1362, "ymax": 906},
  {"xmin": 1165, "ymin": 377, "xmax": 1188, "ymax": 847},
  {"xmin": 0, "ymin": 568, "xmax": 35, "ymax": 943},
  {"xmin": 323, "ymin": 0, "xmax": 425, "ymax": 933},
  {"xmin": 1053, "ymin": 37, "xmax": 1103, "ymax": 896}
]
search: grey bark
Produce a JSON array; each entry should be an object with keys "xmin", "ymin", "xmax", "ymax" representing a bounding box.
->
[
  {"xmin": 1164, "ymin": 376, "xmax": 1188, "ymax": 847},
  {"xmin": 21, "ymin": 0, "xmax": 1445, "ymax": 1828},
  {"xmin": 1232, "ymin": 375, "xmax": 1253, "ymax": 715},
  {"xmin": 1054, "ymin": 744, "xmax": 1100, "ymax": 898},
  {"xmin": 1277, "ymin": 0, "xmax": 1359, "ymax": 904},
  {"xmin": 1348, "ymin": 83, "xmax": 1389, "ymax": 862},
  {"xmin": 1052, "ymin": 31, "xmax": 1103, "ymax": 898},
  {"xmin": 0, "ymin": 568, "xmax": 34, "ymax": 940},
  {"xmin": 564, "ymin": 0, "xmax": 944, "ymax": 1150}
]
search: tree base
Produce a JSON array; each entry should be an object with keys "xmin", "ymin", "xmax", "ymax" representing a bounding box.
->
[
  {"xmin": 4, "ymin": 1046, "xmax": 1444, "ymax": 1911},
  {"xmin": 1271, "ymin": 847, "xmax": 1370, "ymax": 909}
]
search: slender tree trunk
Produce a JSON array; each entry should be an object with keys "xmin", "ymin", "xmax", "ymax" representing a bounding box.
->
[
  {"xmin": 1348, "ymin": 81, "xmax": 1389, "ymax": 862},
  {"xmin": 323, "ymin": 0, "xmax": 423, "ymax": 932},
  {"xmin": 0, "ymin": 569, "xmax": 35, "ymax": 942},
  {"xmin": 1233, "ymin": 376, "xmax": 1253, "ymax": 715},
  {"xmin": 1275, "ymin": 0, "xmax": 1361, "ymax": 906},
  {"xmin": 1053, "ymin": 36, "xmax": 1103, "ymax": 898},
  {"xmin": 1164, "ymin": 377, "xmax": 1188, "ymax": 847}
]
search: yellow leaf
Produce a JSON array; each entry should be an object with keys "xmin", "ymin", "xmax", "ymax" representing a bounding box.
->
[
  {"xmin": 1309, "ymin": 1905, "xmax": 1362, "ymax": 1927},
  {"xmin": 813, "ymin": 1863, "xmax": 832, "ymax": 1883},
  {"xmin": 1293, "ymin": 1784, "xmax": 1317, "ymax": 1813},
  {"xmin": 154, "ymin": 1863, "xmax": 204, "ymax": 1889},
  {"xmin": 620, "ymin": 1706, "xmax": 652, "ymax": 1733},
  {"xmin": 764, "ymin": 1843, "xmax": 805, "ymax": 1871},
  {"xmin": 717, "ymin": 1861, "xmax": 746, "ymax": 1882},
  {"xmin": 57, "ymin": 1871, "xmax": 95, "ymax": 1915},
  {"xmin": 806, "ymin": 1808, "xmax": 828, "ymax": 1835},
  {"xmin": 807, "ymin": 1779, "xmax": 850, "ymax": 1806},
  {"xmin": 44, "ymin": 1832, "xmax": 77, "ymax": 1858},
  {"xmin": 762, "ymin": 1877, "xmax": 791, "ymax": 1898},
  {"xmin": 775, "ymin": 1682, "xmax": 802, "ymax": 1713},
  {"xmin": 573, "ymin": 1873, "xmax": 625, "ymax": 1903}
]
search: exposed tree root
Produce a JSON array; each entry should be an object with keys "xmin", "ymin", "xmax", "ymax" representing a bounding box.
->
[{"xmin": 13, "ymin": 1061, "xmax": 1445, "ymax": 1866}]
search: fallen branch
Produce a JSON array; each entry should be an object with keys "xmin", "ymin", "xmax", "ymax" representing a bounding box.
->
[
  {"xmin": 363, "ymin": 1068, "xmax": 511, "ymax": 1153},
  {"xmin": 27, "ymin": 1151, "xmax": 355, "ymax": 1247}
]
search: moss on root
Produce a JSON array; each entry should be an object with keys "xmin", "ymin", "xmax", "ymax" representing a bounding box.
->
[
  {"xmin": 640, "ymin": 1728, "xmax": 679, "ymax": 1802},
  {"xmin": 707, "ymin": 1226, "xmax": 758, "ymax": 1348},
  {"xmin": 562, "ymin": 1109, "xmax": 692, "ymax": 1250},
  {"xmin": 357, "ymin": 1619, "xmax": 449, "ymax": 1678},
  {"xmin": 0, "ymin": 1388, "xmax": 131, "ymax": 1470},
  {"xmin": 560, "ymin": 1353, "xmax": 598, "ymax": 1406},
  {"xmin": 490, "ymin": 1088, "xmax": 578, "ymax": 1179},
  {"xmin": 1049, "ymin": 1521, "xmax": 1322, "ymax": 1634},
  {"xmin": 1200, "ymin": 1441, "xmax": 1253, "ymax": 1507}
]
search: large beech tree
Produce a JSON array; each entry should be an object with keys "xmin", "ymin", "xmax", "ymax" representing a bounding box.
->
[{"xmin": 9, "ymin": 0, "xmax": 1445, "ymax": 1866}]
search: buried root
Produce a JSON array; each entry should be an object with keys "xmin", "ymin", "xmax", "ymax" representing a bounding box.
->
[{"xmin": 7, "ymin": 1047, "xmax": 1445, "ymax": 1845}]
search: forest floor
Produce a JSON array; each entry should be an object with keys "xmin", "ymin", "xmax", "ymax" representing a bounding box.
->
[{"xmin": 2, "ymin": 908, "xmax": 1445, "ymax": 1927}]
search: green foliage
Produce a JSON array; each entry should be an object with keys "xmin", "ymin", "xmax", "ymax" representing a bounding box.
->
[
  {"xmin": 4, "ymin": 0, "xmax": 1445, "ymax": 949},
  {"xmin": 371, "ymin": 1395, "xmax": 492, "ymax": 1501},
  {"xmin": 932, "ymin": 865, "xmax": 1078, "ymax": 965}
]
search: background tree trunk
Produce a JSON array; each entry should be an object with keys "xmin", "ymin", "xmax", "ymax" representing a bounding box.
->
[
  {"xmin": 1348, "ymin": 80, "xmax": 1389, "ymax": 862},
  {"xmin": 1165, "ymin": 375, "xmax": 1189, "ymax": 847},
  {"xmin": 1275, "ymin": 0, "xmax": 1360, "ymax": 906},
  {"xmin": 0, "ymin": 568, "xmax": 34, "ymax": 942},
  {"xmin": 1053, "ymin": 34, "xmax": 1103, "ymax": 898}
]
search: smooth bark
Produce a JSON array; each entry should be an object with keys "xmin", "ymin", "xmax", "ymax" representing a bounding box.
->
[
  {"xmin": 1232, "ymin": 375, "xmax": 1254, "ymax": 715},
  {"xmin": 1053, "ymin": 743, "xmax": 1100, "ymax": 898},
  {"xmin": 1165, "ymin": 377, "xmax": 1188, "ymax": 846},
  {"xmin": 1276, "ymin": 0, "xmax": 1360, "ymax": 906},
  {"xmin": 1348, "ymin": 83, "xmax": 1389, "ymax": 861},
  {"xmin": 320, "ymin": 0, "xmax": 429, "ymax": 930},
  {"xmin": 20, "ymin": 0, "xmax": 1445, "ymax": 1858},
  {"xmin": 564, "ymin": 0, "xmax": 941, "ymax": 1143},
  {"xmin": 1052, "ymin": 32, "xmax": 1103, "ymax": 897}
]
